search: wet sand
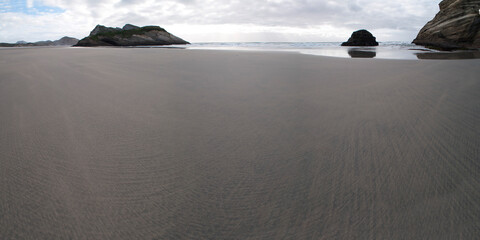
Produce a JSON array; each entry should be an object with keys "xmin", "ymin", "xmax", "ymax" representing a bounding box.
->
[{"xmin": 0, "ymin": 47, "xmax": 479, "ymax": 239}]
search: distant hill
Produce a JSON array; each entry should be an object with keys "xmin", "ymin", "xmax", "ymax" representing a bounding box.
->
[
  {"xmin": 53, "ymin": 37, "xmax": 79, "ymax": 46},
  {"xmin": 0, "ymin": 36, "xmax": 79, "ymax": 47},
  {"xmin": 74, "ymin": 24, "xmax": 189, "ymax": 47}
]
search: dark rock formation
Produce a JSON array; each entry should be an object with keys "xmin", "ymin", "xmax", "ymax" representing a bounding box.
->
[
  {"xmin": 74, "ymin": 24, "xmax": 189, "ymax": 47},
  {"xmin": 413, "ymin": 0, "xmax": 480, "ymax": 50},
  {"xmin": 0, "ymin": 36, "xmax": 79, "ymax": 47},
  {"xmin": 341, "ymin": 30, "xmax": 379, "ymax": 46}
]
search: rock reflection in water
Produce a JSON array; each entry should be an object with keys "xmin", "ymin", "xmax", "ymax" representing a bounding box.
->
[
  {"xmin": 416, "ymin": 51, "xmax": 480, "ymax": 60},
  {"xmin": 348, "ymin": 48, "xmax": 376, "ymax": 58}
]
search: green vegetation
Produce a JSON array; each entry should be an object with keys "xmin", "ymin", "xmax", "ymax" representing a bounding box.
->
[{"xmin": 91, "ymin": 26, "xmax": 167, "ymax": 40}]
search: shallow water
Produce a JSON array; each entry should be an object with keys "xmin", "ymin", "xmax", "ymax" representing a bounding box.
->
[{"xmin": 159, "ymin": 42, "xmax": 480, "ymax": 60}]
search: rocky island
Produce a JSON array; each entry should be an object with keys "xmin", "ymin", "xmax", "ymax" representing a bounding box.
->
[
  {"xmin": 74, "ymin": 24, "xmax": 189, "ymax": 47},
  {"xmin": 341, "ymin": 29, "xmax": 379, "ymax": 46},
  {"xmin": 413, "ymin": 0, "xmax": 480, "ymax": 50}
]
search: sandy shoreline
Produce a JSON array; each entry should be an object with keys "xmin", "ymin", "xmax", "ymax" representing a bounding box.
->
[{"xmin": 1, "ymin": 47, "xmax": 479, "ymax": 239}]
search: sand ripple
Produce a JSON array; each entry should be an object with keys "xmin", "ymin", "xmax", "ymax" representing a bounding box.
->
[{"xmin": 0, "ymin": 48, "xmax": 479, "ymax": 239}]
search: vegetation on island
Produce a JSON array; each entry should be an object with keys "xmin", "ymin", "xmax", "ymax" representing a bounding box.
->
[{"xmin": 90, "ymin": 26, "xmax": 168, "ymax": 40}]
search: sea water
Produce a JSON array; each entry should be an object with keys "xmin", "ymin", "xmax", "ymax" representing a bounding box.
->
[{"xmin": 160, "ymin": 42, "xmax": 480, "ymax": 60}]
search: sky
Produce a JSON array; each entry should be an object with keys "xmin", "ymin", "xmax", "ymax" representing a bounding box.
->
[{"xmin": 0, "ymin": 0, "xmax": 442, "ymax": 43}]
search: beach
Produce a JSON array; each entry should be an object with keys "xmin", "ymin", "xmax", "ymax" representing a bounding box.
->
[{"xmin": 0, "ymin": 47, "xmax": 479, "ymax": 239}]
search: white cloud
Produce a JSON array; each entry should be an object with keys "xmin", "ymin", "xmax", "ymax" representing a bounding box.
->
[
  {"xmin": 0, "ymin": 0, "xmax": 442, "ymax": 43},
  {"xmin": 27, "ymin": 0, "xmax": 34, "ymax": 8}
]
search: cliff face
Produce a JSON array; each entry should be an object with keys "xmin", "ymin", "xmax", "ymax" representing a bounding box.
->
[
  {"xmin": 74, "ymin": 24, "xmax": 189, "ymax": 47},
  {"xmin": 413, "ymin": 0, "xmax": 480, "ymax": 50}
]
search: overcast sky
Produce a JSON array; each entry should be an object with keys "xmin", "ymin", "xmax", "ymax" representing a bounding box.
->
[{"xmin": 0, "ymin": 0, "xmax": 441, "ymax": 43}]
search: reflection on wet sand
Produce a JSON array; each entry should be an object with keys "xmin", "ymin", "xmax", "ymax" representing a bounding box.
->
[
  {"xmin": 347, "ymin": 48, "xmax": 376, "ymax": 58},
  {"xmin": 416, "ymin": 51, "xmax": 480, "ymax": 59}
]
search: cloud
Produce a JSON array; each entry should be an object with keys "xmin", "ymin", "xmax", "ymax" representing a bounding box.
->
[
  {"xmin": 0, "ymin": 0, "xmax": 442, "ymax": 42},
  {"xmin": 27, "ymin": 0, "xmax": 34, "ymax": 8}
]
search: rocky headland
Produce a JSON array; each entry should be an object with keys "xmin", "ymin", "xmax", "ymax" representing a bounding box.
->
[
  {"xmin": 341, "ymin": 29, "xmax": 379, "ymax": 46},
  {"xmin": 0, "ymin": 36, "xmax": 79, "ymax": 47},
  {"xmin": 413, "ymin": 0, "xmax": 480, "ymax": 50},
  {"xmin": 74, "ymin": 24, "xmax": 189, "ymax": 47}
]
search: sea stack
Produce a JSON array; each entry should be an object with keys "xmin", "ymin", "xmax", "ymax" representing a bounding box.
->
[
  {"xmin": 341, "ymin": 29, "xmax": 379, "ymax": 46},
  {"xmin": 74, "ymin": 24, "xmax": 189, "ymax": 47},
  {"xmin": 413, "ymin": 0, "xmax": 480, "ymax": 50}
]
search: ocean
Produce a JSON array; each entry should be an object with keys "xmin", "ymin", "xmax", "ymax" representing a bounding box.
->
[{"xmin": 160, "ymin": 42, "xmax": 480, "ymax": 60}]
